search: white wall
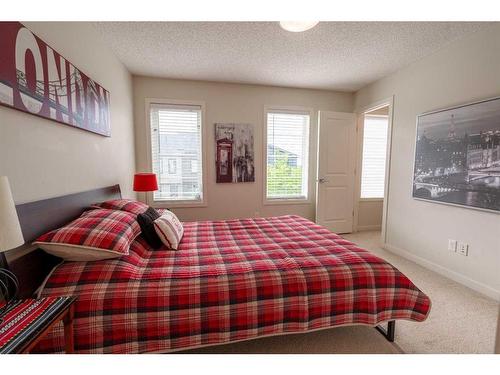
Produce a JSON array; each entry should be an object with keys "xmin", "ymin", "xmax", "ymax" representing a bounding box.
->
[
  {"xmin": 133, "ymin": 76, "xmax": 353, "ymax": 221},
  {"xmin": 0, "ymin": 22, "xmax": 136, "ymax": 204},
  {"xmin": 357, "ymin": 200, "xmax": 383, "ymax": 231},
  {"xmin": 355, "ymin": 24, "xmax": 500, "ymax": 299}
]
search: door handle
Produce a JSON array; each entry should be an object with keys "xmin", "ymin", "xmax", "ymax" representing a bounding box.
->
[{"xmin": 318, "ymin": 178, "xmax": 329, "ymax": 184}]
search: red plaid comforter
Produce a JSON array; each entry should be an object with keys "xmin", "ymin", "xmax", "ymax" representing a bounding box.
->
[{"xmin": 36, "ymin": 215, "xmax": 430, "ymax": 353}]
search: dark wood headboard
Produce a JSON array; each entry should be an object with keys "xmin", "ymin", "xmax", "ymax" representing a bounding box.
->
[{"xmin": 5, "ymin": 185, "xmax": 122, "ymax": 298}]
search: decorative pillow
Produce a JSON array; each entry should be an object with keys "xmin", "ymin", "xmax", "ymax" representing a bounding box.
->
[
  {"xmin": 33, "ymin": 209, "xmax": 141, "ymax": 261},
  {"xmin": 137, "ymin": 207, "xmax": 163, "ymax": 249},
  {"xmin": 153, "ymin": 211, "xmax": 184, "ymax": 250},
  {"xmin": 91, "ymin": 199, "xmax": 149, "ymax": 215}
]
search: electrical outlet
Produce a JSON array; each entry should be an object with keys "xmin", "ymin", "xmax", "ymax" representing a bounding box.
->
[
  {"xmin": 457, "ymin": 242, "xmax": 469, "ymax": 256},
  {"xmin": 448, "ymin": 239, "xmax": 457, "ymax": 252}
]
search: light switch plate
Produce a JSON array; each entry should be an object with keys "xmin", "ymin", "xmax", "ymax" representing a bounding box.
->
[
  {"xmin": 457, "ymin": 242, "xmax": 469, "ymax": 256},
  {"xmin": 448, "ymin": 239, "xmax": 457, "ymax": 252}
]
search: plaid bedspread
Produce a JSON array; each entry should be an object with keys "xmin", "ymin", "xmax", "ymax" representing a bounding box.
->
[{"xmin": 36, "ymin": 215, "xmax": 430, "ymax": 353}]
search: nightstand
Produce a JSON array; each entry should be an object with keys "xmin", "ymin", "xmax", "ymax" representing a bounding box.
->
[{"xmin": 0, "ymin": 296, "xmax": 76, "ymax": 354}]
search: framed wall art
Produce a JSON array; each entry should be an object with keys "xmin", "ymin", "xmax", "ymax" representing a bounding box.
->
[
  {"xmin": 413, "ymin": 97, "xmax": 500, "ymax": 213},
  {"xmin": 215, "ymin": 123, "xmax": 255, "ymax": 183},
  {"xmin": 0, "ymin": 22, "xmax": 111, "ymax": 136}
]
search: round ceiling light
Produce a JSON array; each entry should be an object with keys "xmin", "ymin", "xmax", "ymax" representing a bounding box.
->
[{"xmin": 279, "ymin": 21, "xmax": 319, "ymax": 32}]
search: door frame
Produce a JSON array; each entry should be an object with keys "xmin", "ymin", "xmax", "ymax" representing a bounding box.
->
[{"xmin": 354, "ymin": 96, "xmax": 394, "ymax": 245}]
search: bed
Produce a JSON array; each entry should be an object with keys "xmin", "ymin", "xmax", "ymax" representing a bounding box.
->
[{"xmin": 6, "ymin": 185, "xmax": 431, "ymax": 354}]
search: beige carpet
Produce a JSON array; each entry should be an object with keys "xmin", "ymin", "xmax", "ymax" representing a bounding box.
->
[
  {"xmin": 343, "ymin": 231, "xmax": 499, "ymax": 354},
  {"xmin": 179, "ymin": 231, "xmax": 499, "ymax": 354},
  {"xmin": 179, "ymin": 325, "xmax": 402, "ymax": 354}
]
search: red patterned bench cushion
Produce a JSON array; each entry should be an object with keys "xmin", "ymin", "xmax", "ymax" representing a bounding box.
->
[
  {"xmin": 35, "ymin": 215, "xmax": 431, "ymax": 353},
  {"xmin": 34, "ymin": 209, "xmax": 141, "ymax": 261},
  {"xmin": 0, "ymin": 297, "xmax": 73, "ymax": 353}
]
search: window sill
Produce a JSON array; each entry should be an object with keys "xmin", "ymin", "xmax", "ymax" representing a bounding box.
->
[
  {"xmin": 263, "ymin": 198, "xmax": 311, "ymax": 206},
  {"xmin": 149, "ymin": 200, "xmax": 208, "ymax": 209},
  {"xmin": 359, "ymin": 197, "xmax": 384, "ymax": 202}
]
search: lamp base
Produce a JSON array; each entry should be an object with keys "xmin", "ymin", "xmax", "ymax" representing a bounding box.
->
[
  {"xmin": 0, "ymin": 300, "xmax": 10, "ymax": 326},
  {"xmin": 0, "ymin": 266, "xmax": 19, "ymax": 326},
  {"xmin": 0, "ymin": 252, "xmax": 7, "ymax": 269}
]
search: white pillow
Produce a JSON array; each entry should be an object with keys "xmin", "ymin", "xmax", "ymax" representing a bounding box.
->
[{"xmin": 153, "ymin": 211, "xmax": 184, "ymax": 250}]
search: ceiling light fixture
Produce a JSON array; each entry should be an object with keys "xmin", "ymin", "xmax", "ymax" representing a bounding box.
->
[{"xmin": 279, "ymin": 21, "xmax": 319, "ymax": 33}]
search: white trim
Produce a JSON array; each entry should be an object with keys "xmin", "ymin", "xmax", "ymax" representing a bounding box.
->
[
  {"xmin": 353, "ymin": 114, "xmax": 363, "ymax": 232},
  {"xmin": 144, "ymin": 98, "xmax": 208, "ymax": 209},
  {"xmin": 365, "ymin": 114, "xmax": 389, "ymax": 118},
  {"xmin": 264, "ymin": 105, "xmax": 313, "ymax": 116},
  {"xmin": 150, "ymin": 200, "xmax": 208, "ymax": 209},
  {"xmin": 357, "ymin": 97, "xmax": 394, "ymax": 117},
  {"xmin": 383, "ymin": 243, "xmax": 500, "ymax": 302},
  {"xmin": 262, "ymin": 198, "xmax": 311, "ymax": 206},
  {"xmin": 354, "ymin": 96, "xmax": 394, "ymax": 242},
  {"xmin": 359, "ymin": 197, "xmax": 384, "ymax": 202},
  {"xmin": 263, "ymin": 105, "xmax": 314, "ymax": 206},
  {"xmin": 357, "ymin": 225, "xmax": 382, "ymax": 231}
]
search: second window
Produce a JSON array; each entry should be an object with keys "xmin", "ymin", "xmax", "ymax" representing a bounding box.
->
[{"xmin": 265, "ymin": 109, "xmax": 310, "ymax": 201}]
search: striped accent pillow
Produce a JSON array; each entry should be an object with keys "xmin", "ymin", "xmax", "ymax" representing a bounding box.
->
[{"xmin": 153, "ymin": 211, "xmax": 184, "ymax": 250}]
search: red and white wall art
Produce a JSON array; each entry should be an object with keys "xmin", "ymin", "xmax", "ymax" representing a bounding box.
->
[{"xmin": 0, "ymin": 22, "xmax": 111, "ymax": 136}]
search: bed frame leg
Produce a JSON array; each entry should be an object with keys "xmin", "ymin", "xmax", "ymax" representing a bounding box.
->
[{"xmin": 375, "ymin": 320, "xmax": 395, "ymax": 342}]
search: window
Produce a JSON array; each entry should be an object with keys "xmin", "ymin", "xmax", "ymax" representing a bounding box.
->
[
  {"xmin": 190, "ymin": 160, "xmax": 198, "ymax": 173},
  {"xmin": 266, "ymin": 110, "xmax": 310, "ymax": 200},
  {"xmin": 150, "ymin": 103, "xmax": 203, "ymax": 202},
  {"xmin": 360, "ymin": 115, "xmax": 389, "ymax": 199},
  {"xmin": 167, "ymin": 159, "xmax": 177, "ymax": 174}
]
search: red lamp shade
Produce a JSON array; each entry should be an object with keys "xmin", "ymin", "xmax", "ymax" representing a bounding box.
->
[{"xmin": 133, "ymin": 173, "xmax": 158, "ymax": 192}]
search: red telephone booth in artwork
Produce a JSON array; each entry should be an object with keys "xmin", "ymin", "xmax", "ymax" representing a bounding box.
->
[{"xmin": 216, "ymin": 138, "xmax": 233, "ymax": 183}]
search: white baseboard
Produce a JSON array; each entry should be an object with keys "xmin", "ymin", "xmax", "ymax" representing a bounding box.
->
[
  {"xmin": 356, "ymin": 225, "xmax": 382, "ymax": 232},
  {"xmin": 383, "ymin": 243, "xmax": 500, "ymax": 302}
]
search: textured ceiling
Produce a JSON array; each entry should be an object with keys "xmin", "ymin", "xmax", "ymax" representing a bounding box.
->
[{"xmin": 92, "ymin": 22, "xmax": 488, "ymax": 92}]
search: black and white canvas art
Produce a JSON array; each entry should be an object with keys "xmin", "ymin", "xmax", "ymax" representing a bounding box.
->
[
  {"xmin": 413, "ymin": 97, "xmax": 500, "ymax": 212},
  {"xmin": 215, "ymin": 123, "xmax": 255, "ymax": 183}
]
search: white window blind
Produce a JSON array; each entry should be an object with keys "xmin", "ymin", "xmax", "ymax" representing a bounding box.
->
[
  {"xmin": 361, "ymin": 115, "xmax": 389, "ymax": 199},
  {"xmin": 266, "ymin": 111, "xmax": 310, "ymax": 200},
  {"xmin": 150, "ymin": 103, "xmax": 203, "ymax": 202}
]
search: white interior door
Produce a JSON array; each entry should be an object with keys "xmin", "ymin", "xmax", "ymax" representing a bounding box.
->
[{"xmin": 316, "ymin": 111, "xmax": 357, "ymax": 234}]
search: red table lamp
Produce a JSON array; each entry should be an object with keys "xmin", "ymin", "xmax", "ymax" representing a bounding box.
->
[{"xmin": 133, "ymin": 173, "xmax": 158, "ymax": 192}]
